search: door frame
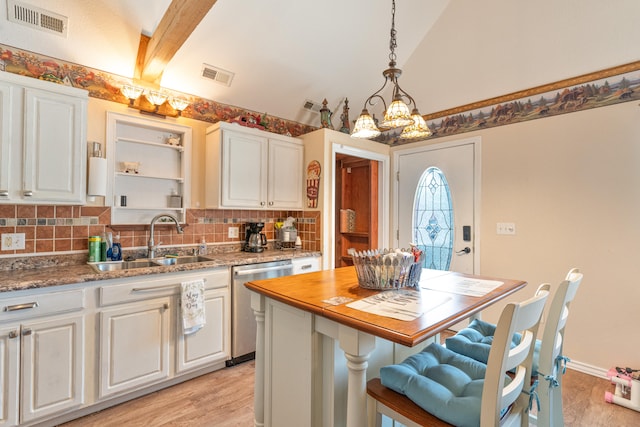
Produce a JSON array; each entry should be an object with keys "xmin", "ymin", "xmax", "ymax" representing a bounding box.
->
[
  {"xmin": 391, "ymin": 136, "xmax": 482, "ymax": 274},
  {"xmin": 328, "ymin": 143, "xmax": 390, "ymax": 269}
]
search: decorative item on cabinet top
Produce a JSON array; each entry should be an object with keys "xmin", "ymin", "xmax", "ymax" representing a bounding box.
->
[{"xmin": 319, "ymin": 99, "xmax": 333, "ymax": 129}]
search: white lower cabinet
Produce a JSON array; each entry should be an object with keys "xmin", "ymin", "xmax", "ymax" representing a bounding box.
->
[
  {"xmin": 0, "ymin": 266, "xmax": 232, "ymax": 426},
  {"xmin": 99, "ymin": 296, "xmax": 171, "ymax": 398},
  {"xmin": 176, "ymin": 287, "xmax": 229, "ymax": 373},
  {"xmin": 0, "ymin": 289, "xmax": 85, "ymax": 427},
  {"xmin": 98, "ymin": 268, "xmax": 230, "ymax": 400},
  {"xmin": 0, "ymin": 324, "xmax": 20, "ymax": 427}
]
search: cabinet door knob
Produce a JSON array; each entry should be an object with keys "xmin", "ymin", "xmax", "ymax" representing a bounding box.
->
[
  {"xmin": 0, "ymin": 190, "xmax": 8, "ymax": 197},
  {"xmin": 8, "ymin": 330, "xmax": 18, "ymax": 339},
  {"xmin": 268, "ymin": 201, "xmax": 274, "ymax": 206},
  {"xmin": 23, "ymin": 190, "xmax": 33, "ymax": 197},
  {"xmin": 163, "ymin": 303, "xmax": 169, "ymax": 310},
  {"xmin": 260, "ymin": 201, "xmax": 266, "ymax": 206},
  {"xmin": 22, "ymin": 328, "xmax": 32, "ymax": 336}
]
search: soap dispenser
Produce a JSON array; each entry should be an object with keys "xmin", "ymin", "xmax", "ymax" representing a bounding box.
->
[
  {"xmin": 111, "ymin": 233, "xmax": 122, "ymax": 261},
  {"xmin": 198, "ymin": 237, "xmax": 207, "ymax": 255}
]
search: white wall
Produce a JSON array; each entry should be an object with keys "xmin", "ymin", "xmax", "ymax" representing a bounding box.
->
[
  {"xmin": 393, "ymin": 100, "xmax": 640, "ymax": 373},
  {"xmin": 401, "ymin": 0, "xmax": 640, "ymax": 114}
]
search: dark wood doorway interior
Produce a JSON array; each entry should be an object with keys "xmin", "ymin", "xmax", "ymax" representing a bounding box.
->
[{"xmin": 335, "ymin": 153, "xmax": 379, "ymax": 267}]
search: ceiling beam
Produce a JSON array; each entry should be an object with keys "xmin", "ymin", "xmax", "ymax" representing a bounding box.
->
[{"xmin": 136, "ymin": 0, "xmax": 217, "ymax": 85}]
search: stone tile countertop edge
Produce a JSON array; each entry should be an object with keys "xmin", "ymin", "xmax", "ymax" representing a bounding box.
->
[{"xmin": 0, "ymin": 250, "xmax": 322, "ymax": 293}]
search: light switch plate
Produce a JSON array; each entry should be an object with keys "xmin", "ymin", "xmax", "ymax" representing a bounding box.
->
[
  {"xmin": 497, "ymin": 223, "xmax": 516, "ymax": 235},
  {"xmin": 228, "ymin": 226, "xmax": 239, "ymax": 238},
  {"xmin": 2, "ymin": 233, "xmax": 25, "ymax": 250}
]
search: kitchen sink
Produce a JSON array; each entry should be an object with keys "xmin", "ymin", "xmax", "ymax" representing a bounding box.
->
[
  {"xmin": 153, "ymin": 255, "xmax": 215, "ymax": 265},
  {"xmin": 89, "ymin": 260, "xmax": 159, "ymax": 272},
  {"xmin": 89, "ymin": 255, "xmax": 215, "ymax": 273}
]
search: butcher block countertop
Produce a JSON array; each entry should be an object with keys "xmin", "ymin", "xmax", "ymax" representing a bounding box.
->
[
  {"xmin": 0, "ymin": 250, "xmax": 321, "ymax": 293},
  {"xmin": 245, "ymin": 266, "xmax": 527, "ymax": 347}
]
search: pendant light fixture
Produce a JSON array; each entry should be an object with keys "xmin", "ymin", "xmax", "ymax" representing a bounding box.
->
[{"xmin": 351, "ymin": 0, "xmax": 431, "ymax": 141}]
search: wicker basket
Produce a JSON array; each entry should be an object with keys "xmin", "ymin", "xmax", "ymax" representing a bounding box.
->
[{"xmin": 350, "ymin": 248, "xmax": 422, "ymax": 290}]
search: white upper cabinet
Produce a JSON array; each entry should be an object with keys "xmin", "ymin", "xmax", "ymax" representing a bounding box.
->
[
  {"xmin": 0, "ymin": 72, "xmax": 88, "ymax": 204},
  {"xmin": 0, "ymin": 79, "xmax": 14, "ymax": 199},
  {"xmin": 106, "ymin": 112, "xmax": 192, "ymax": 225},
  {"xmin": 205, "ymin": 122, "xmax": 303, "ymax": 210}
]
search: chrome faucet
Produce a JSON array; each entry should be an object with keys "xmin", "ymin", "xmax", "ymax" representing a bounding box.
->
[{"xmin": 148, "ymin": 213, "xmax": 183, "ymax": 258}]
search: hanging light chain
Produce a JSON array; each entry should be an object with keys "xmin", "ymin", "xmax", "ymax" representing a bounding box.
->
[{"xmin": 389, "ymin": 0, "xmax": 397, "ymax": 65}]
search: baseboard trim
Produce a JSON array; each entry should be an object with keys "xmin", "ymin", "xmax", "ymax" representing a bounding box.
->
[{"xmin": 567, "ymin": 359, "xmax": 609, "ymax": 379}]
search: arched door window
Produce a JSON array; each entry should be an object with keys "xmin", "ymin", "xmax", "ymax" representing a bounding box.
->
[{"xmin": 413, "ymin": 167, "xmax": 453, "ymax": 270}]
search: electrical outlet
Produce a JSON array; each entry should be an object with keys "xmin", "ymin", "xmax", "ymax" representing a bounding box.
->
[
  {"xmin": 228, "ymin": 226, "xmax": 239, "ymax": 238},
  {"xmin": 496, "ymin": 223, "xmax": 516, "ymax": 235},
  {"xmin": 1, "ymin": 233, "xmax": 26, "ymax": 250}
]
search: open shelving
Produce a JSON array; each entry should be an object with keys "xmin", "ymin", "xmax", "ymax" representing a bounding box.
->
[{"xmin": 106, "ymin": 112, "xmax": 192, "ymax": 225}]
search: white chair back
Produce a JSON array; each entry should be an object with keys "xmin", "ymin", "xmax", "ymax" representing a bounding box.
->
[
  {"xmin": 534, "ymin": 268, "xmax": 583, "ymax": 427},
  {"xmin": 482, "ymin": 286, "xmax": 549, "ymax": 426}
]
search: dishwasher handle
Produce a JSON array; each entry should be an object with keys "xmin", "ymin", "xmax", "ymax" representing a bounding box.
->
[{"xmin": 234, "ymin": 264, "xmax": 293, "ymax": 277}]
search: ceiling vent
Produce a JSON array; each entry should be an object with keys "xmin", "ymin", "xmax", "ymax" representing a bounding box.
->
[
  {"xmin": 7, "ymin": 0, "xmax": 68, "ymax": 37},
  {"xmin": 201, "ymin": 64, "xmax": 234, "ymax": 87},
  {"xmin": 303, "ymin": 99, "xmax": 322, "ymax": 113}
]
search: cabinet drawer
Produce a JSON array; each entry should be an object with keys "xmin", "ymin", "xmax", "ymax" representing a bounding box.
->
[
  {"xmin": 0, "ymin": 289, "xmax": 85, "ymax": 323},
  {"xmin": 100, "ymin": 268, "xmax": 229, "ymax": 306},
  {"xmin": 292, "ymin": 257, "xmax": 321, "ymax": 274}
]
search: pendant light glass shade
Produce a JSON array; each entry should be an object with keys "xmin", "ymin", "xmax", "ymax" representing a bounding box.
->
[
  {"xmin": 400, "ymin": 109, "xmax": 432, "ymax": 140},
  {"xmin": 380, "ymin": 98, "xmax": 413, "ymax": 128},
  {"xmin": 351, "ymin": 109, "xmax": 381, "ymax": 138}
]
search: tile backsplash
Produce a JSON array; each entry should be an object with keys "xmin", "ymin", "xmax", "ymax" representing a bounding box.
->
[{"xmin": 0, "ymin": 205, "xmax": 320, "ymax": 257}]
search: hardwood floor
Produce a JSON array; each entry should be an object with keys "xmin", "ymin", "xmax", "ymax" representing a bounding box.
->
[
  {"xmin": 59, "ymin": 356, "xmax": 640, "ymax": 426},
  {"xmin": 59, "ymin": 361, "xmax": 255, "ymax": 427}
]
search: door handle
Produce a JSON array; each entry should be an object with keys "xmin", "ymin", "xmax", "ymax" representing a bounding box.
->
[{"xmin": 456, "ymin": 247, "xmax": 471, "ymax": 255}]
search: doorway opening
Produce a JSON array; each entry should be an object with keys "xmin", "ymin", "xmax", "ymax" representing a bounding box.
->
[{"xmin": 334, "ymin": 153, "xmax": 379, "ymax": 267}]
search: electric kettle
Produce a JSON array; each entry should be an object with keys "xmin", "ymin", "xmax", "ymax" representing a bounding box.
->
[{"xmin": 243, "ymin": 222, "xmax": 267, "ymax": 252}]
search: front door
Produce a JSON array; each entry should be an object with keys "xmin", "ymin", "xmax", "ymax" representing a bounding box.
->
[{"xmin": 395, "ymin": 139, "xmax": 478, "ymax": 274}]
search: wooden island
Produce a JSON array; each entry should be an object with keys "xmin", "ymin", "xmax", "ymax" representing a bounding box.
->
[{"xmin": 246, "ymin": 266, "xmax": 526, "ymax": 427}]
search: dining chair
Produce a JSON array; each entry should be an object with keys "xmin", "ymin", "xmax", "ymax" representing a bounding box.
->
[
  {"xmin": 445, "ymin": 268, "xmax": 583, "ymax": 427},
  {"xmin": 367, "ymin": 286, "xmax": 549, "ymax": 427}
]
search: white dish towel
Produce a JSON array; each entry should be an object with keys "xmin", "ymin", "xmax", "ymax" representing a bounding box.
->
[{"xmin": 181, "ymin": 279, "xmax": 206, "ymax": 335}]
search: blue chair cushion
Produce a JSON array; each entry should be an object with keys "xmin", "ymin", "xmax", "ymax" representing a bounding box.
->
[
  {"xmin": 380, "ymin": 342, "xmax": 510, "ymax": 427},
  {"xmin": 445, "ymin": 318, "xmax": 541, "ymax": 375}
]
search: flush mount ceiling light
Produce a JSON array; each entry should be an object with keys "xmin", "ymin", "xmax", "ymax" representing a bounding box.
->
[{"xmin": 351, "ymin": 0, "xmax": 431, "ymax": 141}]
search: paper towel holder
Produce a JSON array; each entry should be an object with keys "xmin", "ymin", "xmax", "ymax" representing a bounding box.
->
[{"xmin": 88, "ymin": 141, "xmax": 107, "ymax": 198}]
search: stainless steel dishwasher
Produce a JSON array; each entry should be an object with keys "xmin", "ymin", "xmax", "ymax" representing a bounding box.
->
[{"xmin": 229, "ymin": 260, "xmax": 293, "ymax": 365}]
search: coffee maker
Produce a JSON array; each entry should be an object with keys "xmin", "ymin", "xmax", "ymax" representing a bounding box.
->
[{"xmin": 243, "ymin": 222, "xmax": 267, "ymax": 252}]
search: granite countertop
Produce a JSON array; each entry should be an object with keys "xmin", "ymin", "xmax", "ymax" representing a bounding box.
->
[{"xmin": 0, "ymin": 250, "xmax": 322, "ymax": 294}]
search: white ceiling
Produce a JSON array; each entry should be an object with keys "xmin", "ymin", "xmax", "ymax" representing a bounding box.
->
[{"xmin": 0, "ymin": 0, "xmax": 449, "ymax": 127}]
